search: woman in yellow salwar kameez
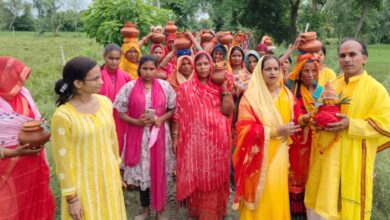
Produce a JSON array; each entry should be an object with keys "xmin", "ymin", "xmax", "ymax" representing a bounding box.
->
[{"xmin": 233, "ymin": 55, "xmax": 301, "ymax": 219}]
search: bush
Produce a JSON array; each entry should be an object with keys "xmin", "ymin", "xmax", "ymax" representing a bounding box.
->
[{"xmin": 82, "ymin": 0, "xmax": 175, "ymax": 46}]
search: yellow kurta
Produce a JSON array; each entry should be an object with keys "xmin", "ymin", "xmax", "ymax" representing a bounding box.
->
[
  {"xmin": 51, "ymin": 94, "xmax": 126, "ymax": 220},
  {"xmin": 240, "ymin": 88, "xmax": 292, "ymax": 220},
  {"xmin": 318, "ymin": 67, "xmax": 337, "ymax": 87},
  {"xmin": 305, "ymin": 71, "xmax": 390, "ymax": 220}
]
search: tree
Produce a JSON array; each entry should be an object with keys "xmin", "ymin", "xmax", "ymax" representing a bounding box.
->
[
  {"xmin": 353, "ymin": 0, "xmax": 383, "ymax": 37},
  {"xmin": 13, "ymin": 3, "xmax": 36, "ymax": 31},
  {"xmin": 236, "ymin": 0, "xmax": 291, "ymax": 43},
  {"xmin": 32, "ymin": 0, "xmax": 63, "ymax": 35},
  {"xmin": 82, "ymin": 0, "xmax": 175, "ymax": 46},
  {"xmin": 5, "ymin": 0, "xmax": 23, "ymax": 29},
  {"xmin": 288, "ymin": 0, "xmax": 301, "ymax": 42},
  {"xmin": 0, "ymin": 0, "xmax": 13, "ymax": 30}
]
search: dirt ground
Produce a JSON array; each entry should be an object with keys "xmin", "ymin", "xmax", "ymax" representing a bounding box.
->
[{"xmin": 124, "ymin": 180, "xmax": 240, "ymax": 220}]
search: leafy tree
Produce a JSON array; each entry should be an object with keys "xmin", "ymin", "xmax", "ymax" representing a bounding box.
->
[
  {"xmin": 13, "ymin": 3, "xmax": 36, "ymax": 31},
  {"xmin": 82, "ymin": 0, "xmax": 175, "ymax": 46},
  {"xmin": 4, "ymin": 0, "xmax": 23, "ymax": 29},
  {"xmin": 353, "ymin": 0, "xmax": 383, "ymax": 37},
  {"xmin": 236, "ymin": 0, "xmax": 291, "ymax": 43},
  {"xmin": 32, "ymin": 0, "xmax": 63, "ymax": 35},
  {"xmin": 160, "ymin": 0, "xmax": 202, "ymax": 29},
  {"xmin": 0, "ymin": 0, "xmax": 13, "ymax": 30}
]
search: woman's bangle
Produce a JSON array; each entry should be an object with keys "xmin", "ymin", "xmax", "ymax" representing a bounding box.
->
[
  {"xmin": 66, "ymin": 194, "xmax": 77, "ymax": 202},
  {"xmin": 67, "ymin": 198, "xmax": 79, "ymax": 204},
  {"xmin": 222, "ymin": 92, "xmax": 231, "ymax": 97},
  {"xmin": 298, "ymin": 116, "xmax": 306, "ymax": 126}
]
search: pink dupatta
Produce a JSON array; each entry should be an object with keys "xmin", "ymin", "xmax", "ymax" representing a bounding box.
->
[
  {"xmin": 124, "ymin": 78, "xmax": 167, "ymax": 211},
  {"xmin": 99, "ymin": 66, "xmax": 131, "ymax": 153}
]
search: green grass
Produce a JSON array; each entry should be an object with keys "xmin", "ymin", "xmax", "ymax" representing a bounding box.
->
[{"xmin": 1, "ymin": 32, "xmax": 390, "ymax": 219}]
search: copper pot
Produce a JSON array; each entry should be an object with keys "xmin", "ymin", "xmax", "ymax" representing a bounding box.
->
[
  {"xmin": 201, "ymin": 30, "xmax": 214, "ymax": 43},
  {"xmin": 212, "ymin": 62, "xmax": 227, "ymax": 85},
  {"xmin": 264, "ymin": 37, "xmax": 273, "ymax": 46},
  {"xmin": 120, "ymin": 22, "xmax": 140, "ymax": 38},
  {"xmin": 174, "ymin": 32, "xmax": 192, "ymax": 49},
  {"xmin": 217, "ymin": 32, "xmax": 233, "ymax": 45},
  {"xmin": 150, "ymin": 33, "xmax": 165, "ymax": 44},
  {"xmin": 302, "ymin": 32, "xmax": 317, "ymax": 41},
  {"xmin": 18, "ymin": 120, "xmax": 51, "ymax": 149},
  {"xmin": 164, "ymin": 21, "xmax": 177, "ymax": 33},
  {"xmin": 298, "ymin": 39, "xmax": 323, "ymax": 53}
]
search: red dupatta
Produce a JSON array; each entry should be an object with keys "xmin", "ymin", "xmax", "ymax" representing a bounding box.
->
[
  {"xmin": 0, "ymin": 56, "xmax": 55, "ymax": 219},
  {"xmin": 99, "ymin": 65, "xmax": 131, "ymax": 153},
  {"xmin": 151, "ymin": 43, "xmax": 174, "ymax": 78},
  {"xmin": 124, "ymin": 77, "xmax": 167, "ymax": 211}
]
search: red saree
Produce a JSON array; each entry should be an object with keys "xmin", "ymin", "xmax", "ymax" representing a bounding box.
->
[
  {"xmin": 0, "ymin": 56, "xmax": 55, "ymax": 220},
  {"xmin": 174, "ymin": 52, "xmax": 231, "ymax": 220}
]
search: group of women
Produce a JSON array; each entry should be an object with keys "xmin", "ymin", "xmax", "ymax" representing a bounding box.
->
[{"xmin": 0, "ymin": 28, "xmax": 337, "ymax": 220}]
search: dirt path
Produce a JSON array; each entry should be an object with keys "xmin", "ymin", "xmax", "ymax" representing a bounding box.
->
[{"xmin": 124, "ymin": 180, "xmax": 240, "ymax": 220}]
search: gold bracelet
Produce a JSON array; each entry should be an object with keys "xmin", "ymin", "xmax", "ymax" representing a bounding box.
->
[
  {"xmin": 298, "ymin": 116, "xmax": 307, "ymax": 126},
  {"xmin": 221, "ymin": 92, "xmax": 231, "ymax": 97},
  {"xmin": 67, "ymin": 198, "xmax": 79, "ymax": 204}
]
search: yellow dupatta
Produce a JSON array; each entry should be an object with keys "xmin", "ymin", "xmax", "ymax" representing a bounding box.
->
[{"xmin": 119, "ymin": 39, "xmax": 142, "ymax": 79}]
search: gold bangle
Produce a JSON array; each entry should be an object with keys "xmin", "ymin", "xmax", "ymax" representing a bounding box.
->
[
  {"xmin": 298, "ymin": 116, "xmax": 307, "ymax": 126},
  {"xmin": 221, "ymin": 92, "xmax": 230, "ymax": 97}
]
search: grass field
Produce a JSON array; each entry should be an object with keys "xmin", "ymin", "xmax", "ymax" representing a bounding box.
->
[{"xmin": 1, "ymin": 31, "xmax": 390, "ymax": 219}]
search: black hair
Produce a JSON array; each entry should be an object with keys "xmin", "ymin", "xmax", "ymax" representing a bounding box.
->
[
  {"xmin": 103, "ymin": 43, "xmax": 122, "ymax": 57},
  {"xmin": 248, "ymin": 54, "xmax": 259, "ymax": 62},
  {"xmin": 278, "ymin": 54, "xmax": 292, "ymax": 64},
  {"xmin": 261, "ymin": 55, "xmax": 280, "ymax": 70},
  {"xmin": 55, "ymin": 57, "xmax": 97, "ymax": 106},
  {"xmin": 229, "ymin": 46, "xmax": 245, "ymax": 62},
  {"xmin": 321, "ymin": 45, "xmax": 327, "ymax": 56},
  {"xmin": 194, "ymin": 52, "xmax": 210, "ymax": 64},
  {"xmin": 137, "ymin": 55, "xmax": 158, "ymax": 76},
  {"xmin": 338, "ymin": 38, "xmax": 368, "ymax": 56}
]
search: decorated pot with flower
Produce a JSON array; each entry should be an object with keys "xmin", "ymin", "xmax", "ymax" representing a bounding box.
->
[{"xmin": 314, "ymin": 82, "xmax": 350, "ymax": 129}]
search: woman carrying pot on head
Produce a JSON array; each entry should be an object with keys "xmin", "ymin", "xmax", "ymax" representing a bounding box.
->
[
  {"xmin": 167, "ymin": 54, "xmax": 194, "ymax": 91},
  {"xmin": 288, "ymin": 53, "xmax": 323, "ymax": 220},
  {"xmin": 150, "ymin": 43, "xmax": 175, "ymax": 80},
  {"xmin": 119, "ymin": 39, "xmax": 142, "ymax": 80}
]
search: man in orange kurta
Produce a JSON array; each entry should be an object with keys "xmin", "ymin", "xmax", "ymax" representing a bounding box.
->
[{"xmin": 305, "ymin": 39, "xmax": 390, "ymax": 220}]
